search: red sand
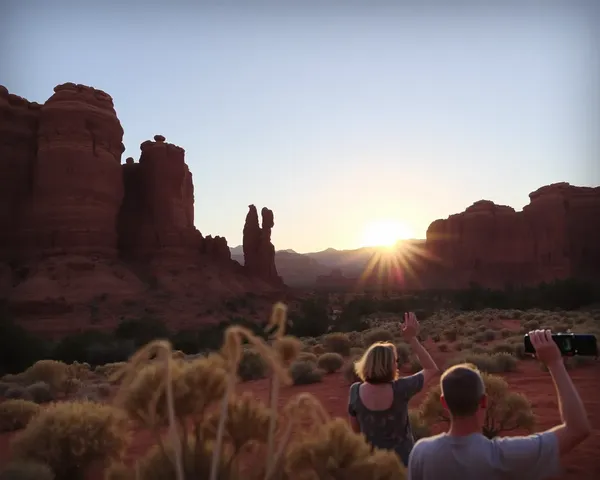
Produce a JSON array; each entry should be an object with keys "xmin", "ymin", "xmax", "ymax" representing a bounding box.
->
[{"xmin": 2, "ymin": 359, "xmax": 599, "ymax": 479}]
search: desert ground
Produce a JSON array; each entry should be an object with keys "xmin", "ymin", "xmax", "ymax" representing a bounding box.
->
[{"xmin": 1, "ymin": 308, "xmax": 599, "ymax": 479}]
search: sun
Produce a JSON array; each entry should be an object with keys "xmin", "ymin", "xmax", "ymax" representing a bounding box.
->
[{"xmin": 361, "ymin": 219, "xmax": 414, "ymax": 248}]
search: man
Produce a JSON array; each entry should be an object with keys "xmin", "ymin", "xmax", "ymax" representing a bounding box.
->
[{"xmin": 408, "ymin": 329, "xmax": 591, "ymax": 480}]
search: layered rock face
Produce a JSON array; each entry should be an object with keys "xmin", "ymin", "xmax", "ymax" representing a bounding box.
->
[
  {"xmin": 0, "ymin": 87, "xmax": 40, "ymax": 259},
  {"xmin": 0, "ymin": 83, "xmax": 279, "ymax": 285},
  {"xmin": 20, "ymin": 83, "xmax": 125, "ymax": 259},
  {"xmin": 243, "ymin": 205, "xmax": 281, "ymax": 283},
  {"xmin": 424, "ymin": 183, "xmax": 600, "ymax": 288}
]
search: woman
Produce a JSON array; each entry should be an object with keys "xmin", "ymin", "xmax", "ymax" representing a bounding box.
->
[{"xmin": 347, "ymin": 312, "xmax": 439, "ymax": 466}]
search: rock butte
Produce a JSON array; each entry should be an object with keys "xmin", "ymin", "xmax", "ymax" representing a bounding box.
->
[
  {"xmin": 317, "ymin": 182, "xmax": 600, "ymax": 290},
  {"xmin": 0, "ymin": 83, "xmax": 281, "ymax": 334}
]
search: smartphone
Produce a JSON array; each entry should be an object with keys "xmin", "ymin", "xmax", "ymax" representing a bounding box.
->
[{"xmin": 523, "ymin": 333, "xmax": 598, "ymax": 357}]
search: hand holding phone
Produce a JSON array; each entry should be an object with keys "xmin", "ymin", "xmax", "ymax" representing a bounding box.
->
[{"xmin": 524, "ymin": 332, "xmax": 598, "ymax": 357}]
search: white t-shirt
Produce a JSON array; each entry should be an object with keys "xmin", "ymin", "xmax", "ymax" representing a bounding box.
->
[{"xmin": 408, "ymin": 431, "xmax": 560, "ymax": 480}]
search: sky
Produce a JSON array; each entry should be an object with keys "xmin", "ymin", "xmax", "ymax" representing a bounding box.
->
[{"xmin": 2, "ymin": 0, "xmax": 599, "ymax": 253}]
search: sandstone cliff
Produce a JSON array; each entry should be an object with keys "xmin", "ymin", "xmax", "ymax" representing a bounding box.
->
[
  {"xmin": 424, "ymin": 183, "xmax": 600, "ymax": 289},
  {"xmin": 0, "ymin": 83, "xmax": 283, "ymax": 335}
]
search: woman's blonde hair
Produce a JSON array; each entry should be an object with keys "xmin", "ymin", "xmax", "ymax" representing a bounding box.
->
[{"xmin": 354, "ymin": 342, "xmax": 399, "ymax": 384}]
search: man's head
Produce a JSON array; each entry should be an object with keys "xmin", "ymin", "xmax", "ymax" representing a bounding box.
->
[{"xmin": 440, "ymin": 363, "xmax": 487, "ymax": 418}]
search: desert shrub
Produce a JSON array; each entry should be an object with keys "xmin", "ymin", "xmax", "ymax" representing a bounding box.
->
[
  {"xmin": 22, "ymin": 360, "xmax": 70, "ymax": 392},
  {"xmin": 302, "ymin": 337, "xmax": 318, "ymax": 347},
  {"xmin": 4, "ymin": 386, "xmax": 32, "ymax": 401},
  {"xmin": 438, "ymin": 343, "xmax": 449, "ymax": 352},
  {"xmin": 512, "ymin": 343, "xmax": 527, "ymax": 359},
  {"xmin": 443, "ymin": 329, "xmax": 458, "ymax": 342},
  {"xmin": 492, "ymin": 343, "xmax": 514, "ymax": 355},
  {"xmin": 237, "ymin": 348, "xmax": 267, "ymax": 382},
  {"xmin": 289, "ymin": 360, "xmax": 324, "ymax": 385},
  {"xmin": 350, "ymin": 347, "xmax": 365, "ymax": 357},
  {"xmin": 408, "ymin": 358, "xmax": 422, "ymax": 374},
  {"xmin": 0, "ymin": 381, "xmax": 14, "ymax": 396},
  {"xmin": 454, "ymin": 340, "xmax": 470, "ymax": 351},
  {"xmin": 287, "ymin": 297, "xmax": 331, "ymax": 337},
  {"xmin": 172, "ymin": 350, "xmax": 185, "ymax": 360},
  {"xmin": 343, "ymin": 357, "xmax": 361, "ymax": 384},
  {"xmin": 94, "ymin": 362, "xmax": 126, "ymax": 378},
  {"xmin": 473, "ymin": 332, "xmax": 486, "ymax": 343},
  {"xmin": 0, "ymin": 461, "xmax": 54, "ymax": 480},
  {"xmin": 11, "ymin": 401, "xmax": 130, "ymax": 480},
  {"xmin": 431, "ymin": 333, "xmax": 441, "ymax": 343},
  {"xmin": 362, "ymin": 328, "xmax": 394, "ymax": 346},
  {"xmin": 297, "ymin": 352, "xmax": 318, "ymax": 363},
  {"xmin": 317, "ymin": 353, "xmax": 344, "ymax": 373},
  {"xmin": 420, "ymin": 371, "xmax": 534, "ymax": 439},
  {"xmin": 0, "ymin": 399, "xmax": 40, "ymax": 432},
  {"xmin": 323, "ymin": 333, "xmax": 351, "ymax": 356},
  {"xmin": 25, "ymin": 382, "xmax": 54, "ymax": 404},
  {"xmin": 483, "ymin": 329, "xmax": 496, "ymax": 341},
  {"xmin": 311, "ymin": 344, "xmax": 325, "ymax": 355},
  {"xmin": 446, "ymin": 352, "xmax": 517, "ymax": 374},
  {"xmin": 395, "ymin": 343, "xmax": 411, "ymax": 365},
  {"xmin": 500, "ymin": 329, "xmax": 511, "ymax": 338},
  {"xmin": 522, "ymin": 320, "xmax": 540, "ymax": 333},
  {"xmin": 409, "ymin": 410, "xmax": 431, "ymax": 441}
]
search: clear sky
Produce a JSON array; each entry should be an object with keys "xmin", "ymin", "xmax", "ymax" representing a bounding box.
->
[{"xmin": 2, "ymin": 1, "xmax": 599, "ymax": 253}]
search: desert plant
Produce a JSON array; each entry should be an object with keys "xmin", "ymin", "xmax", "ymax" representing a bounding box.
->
[
  {"xmin": 11, "ymin": 401, "xmax": 130, "ymax": 480},
  {"xmin": 500, "ymin": 328, "xmax": 511, "ymax": 338},
  {"xmin": 237, "ymin": 348, "xmax": 267, "ymax": 381},
  {"xmin": 311, "ymin": 344, "xmax": 325, "ymax": 355},
  {"xmin": 443, "ymin": 329, "xmax": 458, "ymax": 342},
  {"xmin": 4, "ymin": 385, "xmax": 32, "ymax": 401},
  {"xmin": 446, "ymin": 352, "xmax": 517, "ymax": 374},
  {"xmin": 362, "ymin": 328, "xmax": 394, "ymax": 346},
  {"xmin": 438, "ymin": 343, "xmax": 449, "ymax": 352},
  {"xmin": 0, "ymin": 399, "xmax": 40, "ymax": 432},
  {"xmin": 323, "ymin": 332, "xmax": 352, "ymax": 356},
  {"xmin": 395, "ymin": 343, "xmax": 411, "ymax": 365},
  {"xmin": 290, "ymin": 360, "xmax": 325, "ymax": 385},
  {"xmin": 22, "ymin": 360, "xmax": 70, "ymax": 392},
  {"xmin": 420, "ymin": 370, "xmax": 535, "ymax": 439},
  {"xmin": 25, "ymin": 382, "xmax": 54, "ymax": 404},
  {"xmin": 0, "ymin": 381, "xmax": 14, "ymax": 396},
  {"xmin": 408, "ymin": 410, "xmax": 431, "ymax": 441},
  {"xmin": 483, "ymin": 329, "xmax": 496, "ymax": 341},
  {"xmin": 343, "ymin": 357, "xmax": 361, "ymax": 384},
  {"xmin": 285, "ymin": 417, "xmax": 405, "ymax": 477},
  {"xmin": 100, "ymin": 303, "xmax": 407, "ymax": 480},
  {"xmin": 297, "ymin": 352, "xmax": 318, "ymax": 363},
  {"xmin": 317, "ymin": 352, "xmax": 344, "ymax": 373},
  {"xmin": 0, "ymin": 461, "xmax": 54, "ymax": 480},
  {"xmin": 408, "ymin": 357, "xmax": 422, "ymax": 374}
]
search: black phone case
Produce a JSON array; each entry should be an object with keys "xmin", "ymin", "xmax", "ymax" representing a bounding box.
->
[{"xmin": 523, "ymin": 333, "xmax": 598, "ymax": 357}]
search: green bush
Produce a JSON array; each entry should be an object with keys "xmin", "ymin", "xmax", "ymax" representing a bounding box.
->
[
  {"xmin": 317, "ymin": 353, "xmax": 344, "ymax": 373},
  {"xmin": 323, "ymin": 333, "xmax": 351, "ymax": 356},
  {"xmin": 289, "ymin": 360, "xmax": 324, "ymax": 385},
  {"xmin": 237, "ymin": 348, "xmax": 267, "ymax": 382},
  {"xmin": 362, "ymin": 328, "xmax": 394, "ymax": 346}
]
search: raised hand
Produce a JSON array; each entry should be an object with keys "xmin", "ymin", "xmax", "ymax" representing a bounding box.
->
[
  {"xmin": 529, "ymin": 329, "xmax": 562, "ymax": 366},
  {"xmin": 401, "ymin": 312, "xmax": 419, "ymax": 341}
]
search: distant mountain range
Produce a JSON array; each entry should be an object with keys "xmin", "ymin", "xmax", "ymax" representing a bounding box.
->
[{"xmin": 230, "ymin": 241, "xmax": 425, "ymax": 286}]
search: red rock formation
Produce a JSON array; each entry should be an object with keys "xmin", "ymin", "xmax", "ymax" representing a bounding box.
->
[
  {"xmin": 425, "ymin": 183, "xmax": 600, "ymax": 288},
  {"xmin": 0, "ymin": 87, "xmax": 40, "ymax": 260},
  {"xmin": 243, "ymin": 205, "xmax": 281, "ymax": 282},
  {"xmin": 18, "ymin": 83, "xmax": 126, "ymax": 259},
  {"xmin": 118, "ymin": 135, "xmax": 199, "ymax": 259},
  {"xmin": 0, "ymin": 83, "xmax": 283, "ymax": 328}
]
